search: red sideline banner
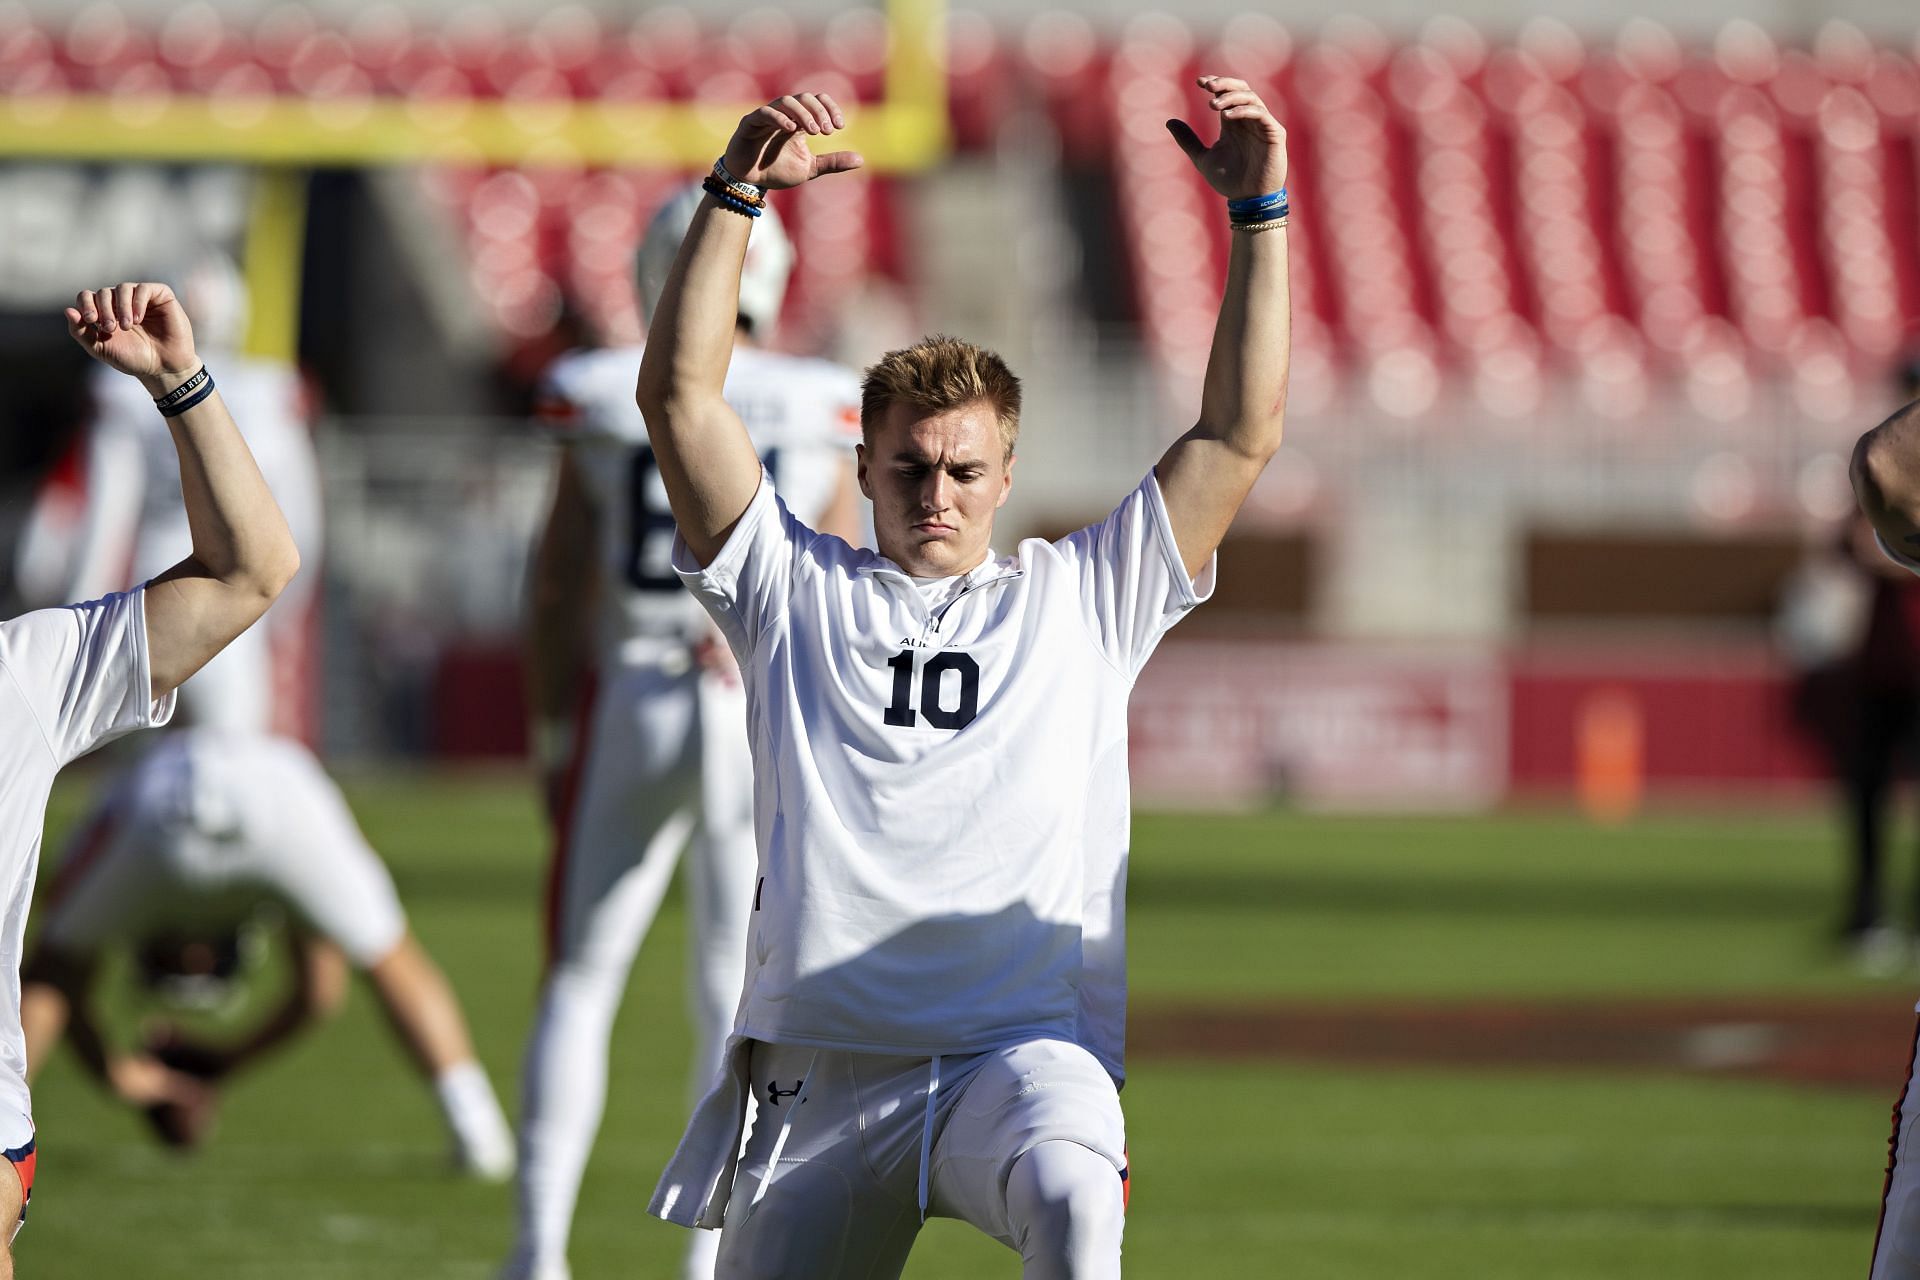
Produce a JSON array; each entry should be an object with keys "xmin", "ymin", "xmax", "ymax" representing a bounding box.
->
[
  {"xmin": 1129, "ymin": 641, "xmax": 1509, "ymax": 810},
  {"xmin": 1506, "ymin": 644, "xmax": 1827, "ymax": 791},
  {"xmin": 1128, "ymin": 639, "xmax": 1829, "ymax": 809}
]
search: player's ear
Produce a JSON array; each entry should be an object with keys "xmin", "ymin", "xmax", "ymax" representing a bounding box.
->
[
  {"xmin": 996, "ymin": 452, "xmax": 1016, "ymax": 508},
  {"xmin": 855, "ymin": 443, "xmax": 873, "ymax": 500}
]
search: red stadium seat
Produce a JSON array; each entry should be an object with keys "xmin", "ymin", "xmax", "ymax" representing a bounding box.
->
[
  {"xmin": 1812, "ymin": 86, "xmax": 1905, "ymax": 359},
  {"xmin": 1022, "ymin": 12, "xmax": 1110, "ymax": 158},
  {"xmin": 247, "ymin": 4, "xmax": 319, "ymax": 89},
  {"xmin": 945, "ymin": 9, "xmax": 1013, "ymax": 152},
  {"xmin": 1714, "ymin": 88, "xmax": 1812, "ymax": 357}
]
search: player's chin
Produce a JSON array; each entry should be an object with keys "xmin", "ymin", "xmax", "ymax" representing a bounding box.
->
[{"xmin": 910, "ymin": 530, "xmax": 967, "ymax": 564}]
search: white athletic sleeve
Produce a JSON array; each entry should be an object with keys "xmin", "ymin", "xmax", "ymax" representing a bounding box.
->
[
  {"xmin": 671, "ymin": 473, "xmax": 810, "ymax": 659},
  {"xmin": 822, "ymin": 366, "xmax": 864, "ymax": 451},
  {"xmin": 1053, "ymin": 470, "xmax": 1217, "ymax": 677},
  {"xmin": 0, "ymin": 586, "xmax": 176, "ymax": 766},
  {"xmin": 533, "ymin": 356, "xmax": 589, "ymax": 439},
  {"xmin": 535, "ymin": 347, "xmax": 649, "ymax": 446}
]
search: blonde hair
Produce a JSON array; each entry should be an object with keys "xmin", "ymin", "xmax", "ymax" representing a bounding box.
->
[{"xmin": 859, "ymin": 335, "xmax": 1022, "ymax": 459}]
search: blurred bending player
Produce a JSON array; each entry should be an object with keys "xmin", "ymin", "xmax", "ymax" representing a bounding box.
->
[
  {"xmin": 0, "ymin": 281, "xmax": 299, "ymax": 1277},
  {"xmin": 504, "ymin": 186, "xmax": 862, "ymax": 1280},
  {"xmin": 17, "ymin": 728, "xmax": 515, "ymax": 1178},
  {"xmin": 1847, "ymin": 357, "xmax": 1920, "ymax": 1279},
  {"xmin": 47, "ymin": 251, "xmax": 323, "ymax": 736}
]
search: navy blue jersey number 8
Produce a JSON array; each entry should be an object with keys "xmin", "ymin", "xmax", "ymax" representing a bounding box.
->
[{"xmin": 624, "ymin": 446, "xmax": 780, "ymax": 590}]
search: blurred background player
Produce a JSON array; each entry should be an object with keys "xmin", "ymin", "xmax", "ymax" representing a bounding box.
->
[
  {"xmin": 0, "ymin": 280, "xmax": 299, "ymax": 1276},
  {"xmin": 1848, "ymin": 377, "xmax": 1920, "ymax": 1280},
  {"xmin": 22, "ymin": 250, "xmax": 323, "ymax": 737},
  {"xmin": 18, "ymin": 727, "xmax": 515, "ymax": 1178},
  {"xmin": 505, "ymin": 185, "xmax": 863, "ymax": 1280},
  {"xmin": 1826, "ymin": 356, "xmax": 1920, "ymax": 975}
]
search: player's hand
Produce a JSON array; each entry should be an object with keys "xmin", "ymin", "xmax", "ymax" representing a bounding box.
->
[
  {"xmin": 142, "ymin": 1020, "xmax": 237, "ymax": 1081},
  {"xmin": 109, "ymin": 1053, "xmax": 214, "ymax": 1109},
  {"xmin": 65, "ymin": 282, "xmax": 201, "ymax": 395},
  {"xmin": 723, "ymin": 92, "xmax": 864, "ymax": 190},
  {"xmin": 1166, "ymin": 75, "xmax": 1288, "ymax": 200}
]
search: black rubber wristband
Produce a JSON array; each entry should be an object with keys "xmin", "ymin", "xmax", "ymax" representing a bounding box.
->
[{"xmin": 156, "ymin": 368, "xmax": 215, "ymax": 417}]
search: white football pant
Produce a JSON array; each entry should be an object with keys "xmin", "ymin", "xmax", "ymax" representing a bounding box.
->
[{"xmin": 715, "ymin": 1037, "xmax": 1127, "ymax": 1279}]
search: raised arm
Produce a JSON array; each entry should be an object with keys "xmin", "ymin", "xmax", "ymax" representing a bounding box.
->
[
  {"xmin": 634, "ymin": 93, "xmax": 862, "ymax": 566},
  {"xmin": 65, "ymin": 283, "xmax": 301, "ymax": 700},
  {"xmin": 1853, "ymin": 397, "xmax": 1920, "ymax": 563},
  {"xmin": 1152, "ymin": 75, "xmax": 1292, "ymax": 579}
]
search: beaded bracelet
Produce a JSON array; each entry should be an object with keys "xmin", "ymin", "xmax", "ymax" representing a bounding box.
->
[
  {"xmin": 154, "ymin": 366, "xmax": 215, "ymax": 417},
  {"xmin": 702, "ymin": 173, "xmax": 763, "ymax": 219},
  {"xmin": 1227, "ymin": 188, "xmax": 1290, "ymax": 229},
  {"xmin": 707, "ymin": 171, "xmax": 765, "ymax": 210},
  {"xmin": 1232, "ymin": 217, "xmax": 1289, "ymax": 234},
  {"xmin": 712, "ymin": 157, "xmax": 766, "ymax": 203}
]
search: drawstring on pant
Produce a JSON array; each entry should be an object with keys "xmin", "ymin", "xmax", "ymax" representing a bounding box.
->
[{"xmin": 916, "ymin": 1054, "xmax": 942, "ymax": 1222}]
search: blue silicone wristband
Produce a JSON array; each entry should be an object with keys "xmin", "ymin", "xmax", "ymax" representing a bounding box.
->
[
  {"xmin": 1227, "ymin": 189, "xmax": 1288, "ymax": 215},
  {"xmin": 1229, "ymin": 202, "xmax": 1290, "ymax": 225}
]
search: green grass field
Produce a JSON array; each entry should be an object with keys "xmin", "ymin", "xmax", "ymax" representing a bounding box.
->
[{"xmin": 17, "ymin": 770, "xmax": 1905, "ymax": 1277}]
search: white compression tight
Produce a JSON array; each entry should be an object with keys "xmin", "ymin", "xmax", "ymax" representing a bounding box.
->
[
  {"xmin": 511, "ymin": 963, "xmax": 623, "ymax": 1276},
  {"xmin": 1005, "ymin": 1141, "xmax": 1126, "ymax": 1280}
]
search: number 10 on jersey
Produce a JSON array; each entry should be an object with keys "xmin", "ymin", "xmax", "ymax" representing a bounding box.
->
[{"xmin": 883, "ymin": 650, "xmax": 981, "ymax": 730}]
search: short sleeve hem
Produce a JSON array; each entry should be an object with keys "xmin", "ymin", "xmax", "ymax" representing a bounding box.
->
[
  {"xmin": 1143, "ymin": 471, "xmax": 1218, "ymax": 606},
  {"xmin": 130, "ymin": 584, "xmax": 179, "ymax": 731},
  {"xmin": 671, "ymin": 471, "xmax": 776, "ymax": 600}
]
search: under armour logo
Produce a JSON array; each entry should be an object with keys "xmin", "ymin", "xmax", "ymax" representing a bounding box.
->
[{"xmin": 766, "ymin": 1080, "xmax": 805, "ymax": 1104}]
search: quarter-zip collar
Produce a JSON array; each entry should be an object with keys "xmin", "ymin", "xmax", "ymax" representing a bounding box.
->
[
  {"xmin": 858, "ymin": 550, "xmax": 1025, "ymax": 641},
  {"xmin": 856, "ymin": 552, "xmax": 1006, "ymax": 587},
  {"xmin": 857, "ymin": 550, "xmax": 1020, "ymax": 591}
]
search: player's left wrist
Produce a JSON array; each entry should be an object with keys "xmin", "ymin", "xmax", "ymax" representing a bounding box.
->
[
  {"xmin": 1226, "ymin": 188, "xmax": 1289, "ymax": 232},
  {"xmin": 138, "ymin": 359, "xmax": 204, "ymax": 399}
]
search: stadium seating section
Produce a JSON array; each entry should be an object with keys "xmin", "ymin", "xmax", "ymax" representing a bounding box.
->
[{"xmin": 5, "ymin": 6, "xmax": 1917, "ymax": 409}]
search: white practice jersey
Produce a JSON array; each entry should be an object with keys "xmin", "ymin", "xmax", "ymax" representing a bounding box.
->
[
  {"xmin": 0, "ymin": 588, "xmax": 175, "ymax": 1139},
  {"xmin": 674, "ymin": 471, "xmax": 1214, "ymax": 1082},
  {"xmin": 538, "ymin": 344, "xmax": 860, "ymax": 666},
  {"xmin": 39, "ymin": 728, "xmax": 406, "ymax": 968},
  {"xmin": 80, "ymin": 360, "xmax": 321, "ymax": 733}
]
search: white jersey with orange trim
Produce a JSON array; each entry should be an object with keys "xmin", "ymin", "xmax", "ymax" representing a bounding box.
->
[
  {"xmin": 0, "ymin": 587, "xmax": 176, "ymax": 1145},
  {"xmin": 79, "ymin": 359, "xmax": 320, "ymax": 734},
  {"xmin": 536, "ymin": 343, "xmax": 861, "ymax": 667},
  {"xmin": 651, "ymin": 470, "xmax": 1213, "ymax": 1228}
]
